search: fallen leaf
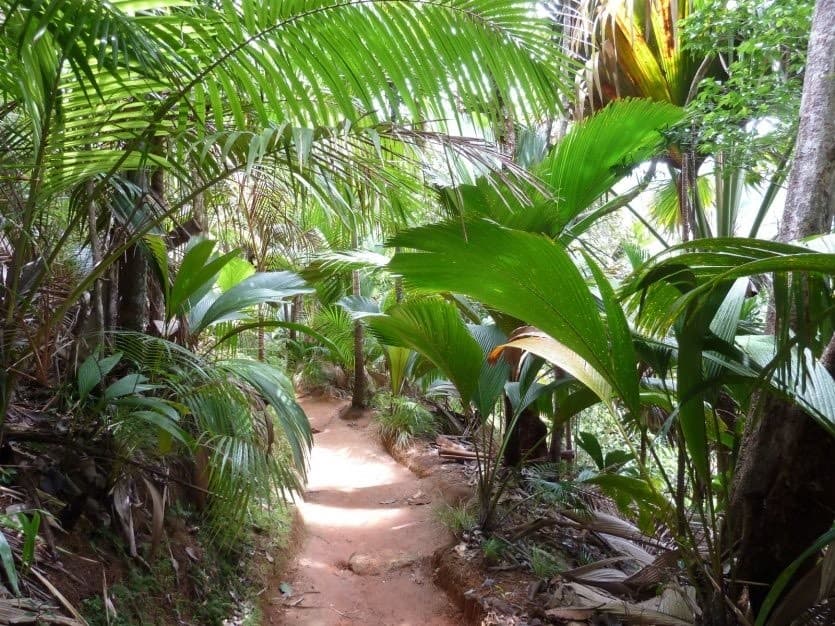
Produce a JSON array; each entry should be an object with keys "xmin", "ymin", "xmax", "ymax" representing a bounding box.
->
[{"xmin": 545, "ymin": 607, "xmax": 595, "ymax": 621}]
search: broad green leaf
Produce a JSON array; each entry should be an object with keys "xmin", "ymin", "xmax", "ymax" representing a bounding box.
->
[
  {"xmin": 127, "ymin": 410, "xmax": 193, "ymax": 449},
  {"xmin": 555, "ymin": 387, "xmax": 601, "ymax": 424},
  {"xmin": 366, "ymin": 299, "xmax": 483, "ymax": 406},
  {"xmin": 584, "ymin": 474, "xmax": 672, "ymax": 533},
  {"xmin": 704, "ymin": 278, "xmax": 749, "ymax": 382},
  {"xmin": 385, "ymin": 346, "xmax": 413, "ymax": 396},
  {"xmin": 675, "ymin": 285, "xmax": 733, "ymax": 482},
  {"xmin": 490, "ymin": 332, "xmax": 617, "ymax": 414},
  {"xmin": 18, "ymin": 512, "xmax": 39, "ymax": 569},
  {"xmin": 577, "ymin": 431, "xmax": 605, "ymax": 470},
  {"xmin": 390, "ymin": 221, "xmax": 635, "ymax": 408},
  {"xmin": 468, "ymin": 324, "xmax": 510, "ymax": 418},
  {"xmin": 584, "ymin": 253, "xmax": 640, "ymax": 413},
  {"xmin": 191, "ymin": 271, "xmax": 312, "ymax": 336},
  {"xmin": 169, "ymin": 239, "xmax": 240, "ymax": 318},
  {"xmin": 337, "ymin": 295, "xmax": 383, "ymax": 320},
  {"xmin": 114, "ymin": 396, "xmax": 182, "ymax": 422},
  {"xmin": 104, "ymin": 374, "xmax": 156, "ymax": 400},
  {"xmin": 0, "ymin": 529, "xmax": 19, "ymax": 595},
  {"xmin": 542, "ymin": 99, "xmax": 683, "ymax": 232},
  {"xmin": 737, "ymin": 335, "xmax": 835, "ymax": 436},
  {"xmin": 77, "ymin": 352, "xmax": 123, "ymax": 401},
  {"xmin": 216, "ymin": 257, "xmax": 255, "ymax": 292}
]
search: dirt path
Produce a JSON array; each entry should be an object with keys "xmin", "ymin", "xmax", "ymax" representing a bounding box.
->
[{"xmin": 264, "ymin": 395, "xmax": 460, "ymax": 626}]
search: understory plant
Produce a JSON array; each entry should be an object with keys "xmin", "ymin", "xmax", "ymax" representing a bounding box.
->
[{"xmin": 372, "ymin": 391, "xmax": 437, "ymax": 449}]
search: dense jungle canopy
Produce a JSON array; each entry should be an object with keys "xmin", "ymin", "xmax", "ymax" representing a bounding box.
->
[{"xmin": 0, "ymin": 0, "xmax": 833, "ymax": 624}]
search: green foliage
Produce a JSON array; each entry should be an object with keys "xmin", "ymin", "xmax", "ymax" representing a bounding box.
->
[
  {"xmin": 576, "ymin": 432, "xmax": 634, "ymax": 472},
  {"xmin": 481, "ymin": 537, "xmax": 507, "ymax": 564},
  {"xmin": 541, "ymin": 99, "xmax": 683, "ymax": 234},
  {"xmin": 156, "ymin": 238, "xmax": 312, "ymax": 339},
  {"xmin": 682, "ymin": 0, "xmax": 813, "ymax": 160},
  {"xmin": 389, "ymin": 220, "xmax": 640, "ymax": 414},
  {"xmin": 366, "ymin": 298, "xmax": 484, "ymax": 406},
  {"xmin": 110, "ymin": 332, "xmax": 310, "ymax": 544},
  {"xmin": 435, "ymin": 502, "xmax": 477, "ymax": 536},
  {"xmin": 217, "ymin": 257, "xmax": 256, "ymax": 292},
  {"xmin": 0, "ymin": 528, "xmax": 19, "ymax": 595},
  {"xmin": 309, "ymin": 305, "xmax": 357, "ymax": 370},
  {"xmin": 372, "ymin": 393, "xmax": 437, "ymax": 449},
  {"xmin": 436, "ymin": 99, "xmax": 682, "ymax": 241},
  {"xmin": 527, "ymin": 546, "xmax": 564, "ymax": 580}
]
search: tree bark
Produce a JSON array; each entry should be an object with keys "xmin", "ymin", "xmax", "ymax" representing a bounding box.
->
[
  {"xmin": 351, "ymin": 267, "xmax": 366, "ymax": 409},
  {"xmin": 777, "ymin": 2, "xmax": 835, "ymax": 241},
  {"xmin": 728, "ymin": 0, "xmax": 835, "ymax": 616},
  {"xmin": 501, "ymin": 349, "xmax": 547, "ymax": 467},
  {"xmin": 86, "ymin": 182, "xmax": 105, "ymax": 345},
  {"xmin": 117, "ymin": 240, "xmax": 149, "ymax": 332}
]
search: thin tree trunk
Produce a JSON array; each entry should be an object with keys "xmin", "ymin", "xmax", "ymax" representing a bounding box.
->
[
  {"xmin": 117, "ymin": 168, "xmax": 150, "ymax": 332},
  {"xmin": 255, "ymin": 302, "xmax": 265, "ymax": 361},
  {"xmin": 86, "ymin": 182, "xmax": 105, "ymax": 346},
  {"xmin": 350, "ymin": 224, "xmax": 366, "ymax": 409},
  {"xmin": 351, "ymin": 267, "xmax": 366, "ymax": 409},
  {"xmin": 192, "ymin": 168, "xmax": 207, "ymax": 233},
  {"xmin": 728, "ymin": 0, "xmax": 835, "ymax": 617},
  {"xmin": 288, "ymin": 295, "xmax": 302, "ymax": 341},
  {"xmin": 104, "ymin": 263, "xmax": 118, "ymax": 331}
]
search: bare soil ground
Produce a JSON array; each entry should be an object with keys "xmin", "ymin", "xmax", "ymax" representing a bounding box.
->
[{"xmin": 263, "ymin": 395, "xmax": 461, "ymax": 626}]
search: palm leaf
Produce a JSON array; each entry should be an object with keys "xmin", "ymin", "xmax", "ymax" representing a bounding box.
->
[
  {"xmin": 389, "ymin": 220, "xmax": 640, "ymax": 413},
  {"xmin": 366, "ymin": 298, "xmax": 484, "ymax": 406},
  {"xmin": 190, "ymin": 271, "xmax": 313, "ymax": 335},
  {"xmin": 541, "ymin": 99, "xmax": 683, "ymax": 232}
]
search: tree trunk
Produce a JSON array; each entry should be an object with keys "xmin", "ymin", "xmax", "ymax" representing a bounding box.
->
[
  {"xmin": 117, "ymin": 242, "xmax": 149, "ymax": 332},
  {"xmin": 501, "ymin": 350, "xmax": 547, "ymax": 467},
  {"xmin": 288, "ymin": 295, "xmax": 302, "ymax": 341},
  {"xmin": 86, "ymin": 182, "xmax": 105, "ymax": 346},
  {"xmin": 728, "ymin": 0, "xmax": 835, "ymax": 617},
  {"xmin": 776, "ymin": 5, "xmax": 835, "ymax": 241},
  {"xmin": 351, "ymin": 267, "xmax": 366, "ymax": 409}
]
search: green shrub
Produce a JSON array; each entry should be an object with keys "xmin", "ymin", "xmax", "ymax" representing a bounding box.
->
[
  {"xmin": 481, "ymin": 536, "xmax": 507, "ymax": 563},
  {"xmin": 528, "ymin": 546, "xmax": 564, "ymax": 580},
  {"xmin": 434, "ymin": 502, "xmax": 478, "ymax": 536},
  {"xmin": 372, "ymin": 393, "xmax": 437, "ymax": 449}
]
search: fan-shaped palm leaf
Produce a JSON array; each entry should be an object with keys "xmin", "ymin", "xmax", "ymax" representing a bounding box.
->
[
  {"xmin": 389, "ymin": 220, "xmax": 640, "ymax": 413},
  {"xmin": 365, "ymin": 298, "xmax": 483, "ymax": 406}
]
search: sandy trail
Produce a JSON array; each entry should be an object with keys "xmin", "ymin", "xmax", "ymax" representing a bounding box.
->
[{"xmin": 265, "ymin": 395, "xmax": 459, "ymax": 626}]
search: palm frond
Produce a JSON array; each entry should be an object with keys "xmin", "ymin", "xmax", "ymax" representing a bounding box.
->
[{"xmin": 389, "ymin": 220, "xmax": 640, "ymax": 413}]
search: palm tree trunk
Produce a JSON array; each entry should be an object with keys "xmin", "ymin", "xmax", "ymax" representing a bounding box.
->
[
  {"xmin": 727, "ymin": 0, "xmax": 835, "ymax": 618},
  {"xmin": 351, "ymin": 267, "xmax": 366, "ymax": 409},
  {"xmin": 257, "ymin": 303, "xmax": 266, "ymax": 361},
  {"xmin": 350, "ymin": 222, "xmax": 366, "ymax": 408},
  {"xmin": 117, "ymin": 240, "xmax": 149, "ymax": 332},
  {"xmin": 86, "ymin": 182, "xmax": 105, "ymax": 345},
  {"xmin": 288, "ymin": 295, "xmax": 302, "ymax": 341}
]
